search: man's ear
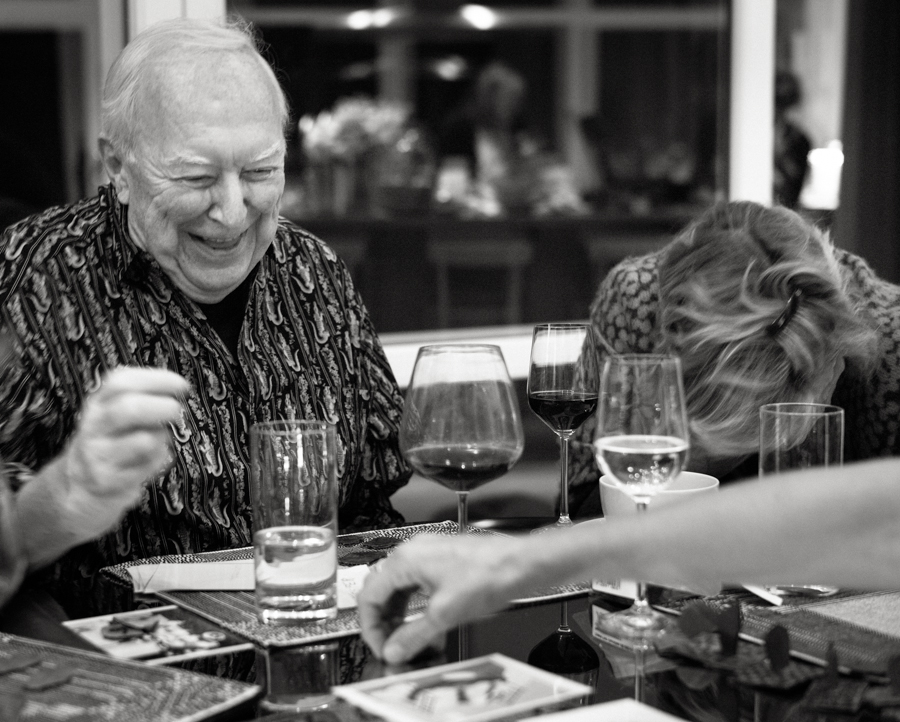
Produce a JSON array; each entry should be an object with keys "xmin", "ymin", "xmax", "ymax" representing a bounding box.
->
[{"xmin": 98, "ymin": 137, "xmax": 131, "ymax": 204}]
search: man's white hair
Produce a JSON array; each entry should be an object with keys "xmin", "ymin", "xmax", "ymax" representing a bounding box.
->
[{"xmin": 100, "ymin": 16, "xmax": 289, "ymax": 154}]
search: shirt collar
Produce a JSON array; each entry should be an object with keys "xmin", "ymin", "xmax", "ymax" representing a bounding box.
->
[{"xmin": 100, "ymin": 184, "xmax": 158, "ymax": 288}]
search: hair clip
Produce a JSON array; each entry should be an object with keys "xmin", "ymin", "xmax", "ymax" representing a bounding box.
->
[{"xmin": 767, "ymin": 289, "xmax": 803, "ymax": 336}]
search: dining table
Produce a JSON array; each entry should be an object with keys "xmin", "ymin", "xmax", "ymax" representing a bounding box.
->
[{"xmin": 7, "ymin": 518, "xmax": 900, "ymax": 721}]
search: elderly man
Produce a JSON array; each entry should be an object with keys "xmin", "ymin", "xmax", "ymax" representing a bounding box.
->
[{"xmin": 0, "ymin": 18, "xmax": 410, "ymax": 618}]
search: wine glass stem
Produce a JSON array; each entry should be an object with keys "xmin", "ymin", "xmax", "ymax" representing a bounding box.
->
[
  {"xmin": 558, "ymin": 435, "xmax": 571, "ymax": 524},
  {"xmin": 457, "ymin": 491, "xmax": 470, "ymax": 535},
  {"xmin": 633, "ymin": 500, "xmax": 650, "ymax": 611},
  {"xmin": 634, "ymin": 646, "xmax": 646, "ymax": 702},
  {"xmin": 559, "ymin": 600, "xmax": 570, "ymax": 632}
]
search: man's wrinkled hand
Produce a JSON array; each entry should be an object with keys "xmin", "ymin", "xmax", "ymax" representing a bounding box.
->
[{"xmin": 59, "ymin": 366, "xmax": 189, "ymax": 535}]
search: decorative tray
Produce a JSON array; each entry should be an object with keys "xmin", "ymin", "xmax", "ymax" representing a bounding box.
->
[{"xmin": 101, "ymin": 521, "xmax": 589, "ymax": 649}]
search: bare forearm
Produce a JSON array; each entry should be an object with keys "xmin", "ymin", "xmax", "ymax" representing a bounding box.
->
[
  {"xmin": 523, "ymin": 458, "xmax": 900, "ymax": 592},
  {"xmin": 16, "ymin": 455, "xmax": 92, "ymax": 570},
  {"xmin": 16, "ymin": 453, "xmax": 145, "ymax": 571}
]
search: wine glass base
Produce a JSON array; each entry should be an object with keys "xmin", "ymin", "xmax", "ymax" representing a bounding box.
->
[
  {"xmin": 530, "ymin": 517, "xmax": 575, "ymax": 535},
  {"xmin": 594, "ymin": 607, "xmax": 672, "ymax": 646},
  {"xmin": 764, "ymin": 584, "xmax": 840, "ymax": 598}
]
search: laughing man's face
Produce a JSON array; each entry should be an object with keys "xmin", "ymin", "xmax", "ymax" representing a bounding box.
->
[{"xmin": 114, "ymin": 51, "xmax": 285, "ymax": 303}]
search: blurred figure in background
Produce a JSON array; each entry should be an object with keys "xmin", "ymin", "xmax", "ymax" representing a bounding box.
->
[{"xmin": 773, "ymin": 70, "xmax": 812, "ymax": 209}]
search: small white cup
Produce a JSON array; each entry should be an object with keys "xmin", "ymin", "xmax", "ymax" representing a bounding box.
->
[
  {"xmin": 595, "ymin": 471, "xmax": 720, "ymax": 599},
  {"xmin": 599, "ymin": 470, "xmax": 719, "ymax": 518}
]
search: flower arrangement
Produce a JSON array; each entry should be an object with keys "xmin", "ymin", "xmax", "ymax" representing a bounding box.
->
[{"xmin": 299, "ymin": 96, "xmax": 410, "ymax": 163}]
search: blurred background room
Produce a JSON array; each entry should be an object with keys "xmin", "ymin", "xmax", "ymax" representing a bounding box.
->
[{"xmin": 1, "ymin": 0, "xmax": 898, "ymax": 521}]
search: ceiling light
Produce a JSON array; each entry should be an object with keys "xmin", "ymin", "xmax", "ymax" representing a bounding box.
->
[{"xmin": 460, "ymin": 4, "xmax": 498, "ymax": 30}]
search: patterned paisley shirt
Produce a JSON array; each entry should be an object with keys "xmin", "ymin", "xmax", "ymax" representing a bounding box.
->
[
  {"xmin": 0, "ymin": 185, "xmax": 411, "ymax": 616},
  {"xmin": 569, "ymin": 247, "xmax": 900, "ymax": 492}
]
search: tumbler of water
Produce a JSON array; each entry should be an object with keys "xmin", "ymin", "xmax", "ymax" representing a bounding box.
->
[
  {"xmin": 250, "ymin": 420, "xmax": 338, "ymax": 624},
  {"xmin": 759, "ymin": 403, "xmax": 843, "ymax": 474},
  {"xmin": 759, "ymin": 402, "xmax": 843, "ymax": 597}
]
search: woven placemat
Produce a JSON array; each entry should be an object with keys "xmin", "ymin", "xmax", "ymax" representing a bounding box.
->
[
  {"xmin": 660, "ymin": 590, "xmax": 900, "ymax": 676},
  {"xmin": 101, "ymin": 522, "xmax": 589, "ymax": 649},
  {"xmin": 0, "ymin": 633, "xmax": 259, "ymax": 721}
]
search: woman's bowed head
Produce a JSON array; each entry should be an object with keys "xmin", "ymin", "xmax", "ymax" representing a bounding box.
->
[{"xmin": 645, "ymin": 202, "xmax": 875, "ymax": 478}]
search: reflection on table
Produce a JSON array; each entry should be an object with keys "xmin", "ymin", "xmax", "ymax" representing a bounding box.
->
[{"xmin": 15, "ymin": 520, "xmax": 900, "ymax": 721}]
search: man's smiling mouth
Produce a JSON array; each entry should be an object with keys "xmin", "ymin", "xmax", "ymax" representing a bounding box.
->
[{"xmin": 189, "ymin": 231, "xmax": 245, "ymax": 249}]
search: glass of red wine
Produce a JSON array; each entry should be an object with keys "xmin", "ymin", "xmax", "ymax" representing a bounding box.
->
[
  {"xmin": 527, "ymin": 323, "xmax": 600, "ymax": 530},
  {"xmin": 400, "ymin": 344, "xmax": 525, "ymax": 535}
]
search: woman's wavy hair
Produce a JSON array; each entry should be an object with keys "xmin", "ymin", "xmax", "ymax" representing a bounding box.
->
[
  {"xmin": 100, "ymin": 16, "xmax": 290, "ymax": 155},
  {"xmin": 657, "ymin": 201, "xmax": 878, "ymax": 459}
]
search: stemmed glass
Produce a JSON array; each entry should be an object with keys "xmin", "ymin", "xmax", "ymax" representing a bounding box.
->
[
  {"xmin": 527, "ymin": 323, "xmax": 600, "ymax": 530},
  {"xmin": 526, "ymin": 600, "xmax": 600, "ymax": 692},
  {"xmin": 592, "ymin": 354, "xmax": 690, "ymax": 641},
  {"xmin": 400, "ymin": 344, "xmax": 525, "ymax": 535}
]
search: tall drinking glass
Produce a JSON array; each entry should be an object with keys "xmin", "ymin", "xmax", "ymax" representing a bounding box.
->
[
  {"xmin": 249, "ymin": 420, "xmax": 338, "ymax": 625},
  {"xmin": 759, "ymin": 402, "xmax": 844, "ymax": 597},
  {"xmin": 400, "ymin": 344, "xmax": 524, "ymax": 535},
  {"xmin": 593, "ymin": 355, "xmax": 690, "ymax": 641},
  {"xmin": 527, "ymin": 323, "xmax": 600, "ymax": 530}
]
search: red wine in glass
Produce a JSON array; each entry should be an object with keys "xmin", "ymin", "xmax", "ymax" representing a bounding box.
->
[
  {"xmin": 404, "ymin": 443, "xmax": 522, "ymax": 493},
  {"xmin": 527, "ymin": 324, "xmax": 600, "ymax": 530},
  {"xmin": 528, "ymin": 390, "xmax": 599, "ymax": 435},
  {"xmin": 400, "ymin": 344, "xmax": 524, "ymax": 535}
]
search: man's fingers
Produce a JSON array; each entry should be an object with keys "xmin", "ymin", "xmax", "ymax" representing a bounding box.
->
[
  {"xmin": 80, "ymin": 368, "xmax": 188, "ymax": 435},
  {"xmin": 84, "ymin": 393, "xmax": 184, "ymax": 434},
  {"xmin": 381, "ymin": 615, "xmax": 448, "ymax": 666},
  {"xmin": 359, "ymin": 584, "xmax": 416, "ymax": 658},
  {"xmin": 95, "ymin": 367, "xmax": 190, "ymax": 399}
]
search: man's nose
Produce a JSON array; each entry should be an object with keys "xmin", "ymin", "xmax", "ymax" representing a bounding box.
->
[{"xmin": 208, "ymin": 175, "xmax": 246, "ymax": 228}]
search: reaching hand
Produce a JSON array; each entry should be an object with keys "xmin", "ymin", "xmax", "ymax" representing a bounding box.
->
[
  {"xmin": 358, "ymin": 534, "xmax": 532, "ymax": 665},
  {"xmin": 30, "ymin": 366, "xmax": 190, "ymax": 559}
]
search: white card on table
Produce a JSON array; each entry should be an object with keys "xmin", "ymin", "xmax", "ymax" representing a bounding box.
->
[
  {"xmin": 528, "ymin": 698, "xmax": 688, "ymax": 721},
  {"xmin": 126, "ymin": 561, "xmax": 370, "ymax": 609},
  {"xmin": 332, "ymin": 653, "xmax": 592, "ymax": 722}
]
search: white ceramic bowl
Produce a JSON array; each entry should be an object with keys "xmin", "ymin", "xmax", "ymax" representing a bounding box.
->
[{"xmin": 599, "ymin": 471, "xmax": 719, "ymax": 518}]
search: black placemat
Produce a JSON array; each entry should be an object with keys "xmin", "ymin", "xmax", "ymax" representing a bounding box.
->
[
  {"xmin": 0, "ymin": 633, "xmax": 259, "ymax": 721},
  {"xmin": 101, "ymin": 522, "xmax": 590, "ymax": 649}
]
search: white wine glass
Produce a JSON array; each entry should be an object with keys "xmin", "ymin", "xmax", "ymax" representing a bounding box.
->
[
  {"xmin": 400, "ymin": 344, "xmax": 525, "ymax": 535},
  {"xmin": 527, "ymin": 323, "xmax": 600, "ymax": 531},
  {"xmin": 593, "ymin": 354, "xmax": 690, "ymax": 641}
]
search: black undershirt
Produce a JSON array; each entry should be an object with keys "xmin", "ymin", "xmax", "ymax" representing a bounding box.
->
[{"xmin": 196, "ymin": 266, "xmax": 258, "ymax": 357}]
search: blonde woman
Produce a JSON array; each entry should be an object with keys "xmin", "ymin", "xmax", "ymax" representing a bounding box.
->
[{"xmin": 569, "ymin": 201, "xmax": 893, "ymax": 516}]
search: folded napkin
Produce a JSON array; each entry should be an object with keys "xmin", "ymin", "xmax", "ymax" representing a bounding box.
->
[{"xmin": 127, "ymin": 561, "xmax": 370, "ymax": 610}]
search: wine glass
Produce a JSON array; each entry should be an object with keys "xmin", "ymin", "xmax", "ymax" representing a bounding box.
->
[
  {"xmin": 526, "ymin": 600, "xmax": 600, "ymax": 695},
  {"xmin": 400, "ymin": 344, "xmax": 525, "ymax": 535},
  {"xmin": 527, "ymin": 323, "xmax": 600, "ymax": 530},
  {"xmin": 592, "ymin": 354, "xmax": 690, "ymax": 641}
]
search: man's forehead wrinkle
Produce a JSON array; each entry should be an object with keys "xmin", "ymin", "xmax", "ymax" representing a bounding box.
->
[
  {"xmin": 132, "ymin": 52, "xmax": 284, "ymax": 163},
  {"xmin": 139, "ymin": 50, "xmax": 280, "ymax": 120},
  {"xmin": 163, "ymin": 140, "xmax": 286, "ymax": 168}
]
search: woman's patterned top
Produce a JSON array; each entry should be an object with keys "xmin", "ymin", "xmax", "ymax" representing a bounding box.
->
[
  {"xmin": 0, "ymin": 185, "xmax": 411, "ymax": 616},
  {"xmin": 569, "ymin": 247, "xmax": 900, "ymax": 491}
]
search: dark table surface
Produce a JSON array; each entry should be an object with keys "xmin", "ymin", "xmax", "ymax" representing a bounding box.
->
[
  {"xmin": 248, "ymin": 590, "xmax": 892, "ymax": 722},
  {"xmin": 239, "ymin": 519, "xmax": 900, "ymax": 721},
  {"xmin": 10, "ymin": 519, "xmax": 900, "ymax": 722}
]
